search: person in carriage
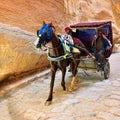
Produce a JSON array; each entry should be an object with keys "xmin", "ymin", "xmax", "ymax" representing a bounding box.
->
[
  {"xmin": 64, "ymin": 26, "xmax": 92, "ymax": 72},
  {"xmin": 64, "ymin": 26, "xmax": 90, "ymax": 56},
  {"xmin": 92, "ymin": 29, "xmax": 112, "ymax": 68}
]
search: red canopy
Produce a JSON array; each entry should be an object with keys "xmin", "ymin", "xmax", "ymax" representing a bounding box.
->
[{"xmin": 70, "ymin": 21, "xmax": 112, "ymax": 28}]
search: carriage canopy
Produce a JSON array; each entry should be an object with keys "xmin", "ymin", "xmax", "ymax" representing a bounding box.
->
[{"xmin": 70, "ymin": 21, "xmax": 113, "ymax": 50}]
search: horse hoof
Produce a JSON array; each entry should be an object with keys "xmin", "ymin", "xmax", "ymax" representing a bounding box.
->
[
  {"xmin": 45, "ymin": 101, "xmax": 52, "ymax": 106},
  {"xmin": 75, "ymin": 78, "xmax": 79, "ymax": 83},
  {"xmin": 73, "ymin": 76, "xmax": 79, "ymax": 83},
  {"xmin": 68, "ymin": 87, "xmax": 74, "ymax": 92},
  {"xmin": 63, "ymin": 87, "xmax": 66, "ymax": 91}
]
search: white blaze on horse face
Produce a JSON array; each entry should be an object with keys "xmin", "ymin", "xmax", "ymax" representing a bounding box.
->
[
  {"xmin": 38, "ymin": 34, "xmax": 41, "ymax": 37},
  {"xmin": 34, "ymin": 37, "xmax": 40, "ymax": 47}
]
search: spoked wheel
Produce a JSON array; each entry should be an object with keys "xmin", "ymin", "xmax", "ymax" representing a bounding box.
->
[{"xmin": 103, "ymin": 61, "xmax": 110, "ymax": 79}]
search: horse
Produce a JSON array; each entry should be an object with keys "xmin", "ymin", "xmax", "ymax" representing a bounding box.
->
[{"xmin": 35, "ymin": 22, "xmax": 80, "ymax": 105}]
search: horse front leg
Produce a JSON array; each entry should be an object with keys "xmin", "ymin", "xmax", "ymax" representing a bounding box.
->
[
  {"xmin": 45, "ymin": 66, "xmax": 57, "ymax": 106},
  {"xmin": 61, "ymin": 67, "xmax": 66, "ymax": 91}
]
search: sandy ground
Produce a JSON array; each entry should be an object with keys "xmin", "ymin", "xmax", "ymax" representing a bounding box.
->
[{"xmin": 0, "ymin": 52, "xmax": 120, "ymax": 120}]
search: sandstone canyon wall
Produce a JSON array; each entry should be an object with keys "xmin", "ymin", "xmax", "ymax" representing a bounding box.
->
[
  {"xmin": 0, "ymin": 0, "xmax": 120, "ymax": 81},
  {"xmin": 0, "ymin": 24, "xmax": 50, "ymax": 81}
]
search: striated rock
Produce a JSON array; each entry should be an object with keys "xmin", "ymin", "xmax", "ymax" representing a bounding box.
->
[
  {"xmin": 0, "ymin": 26, "xmax": 50, "ymax": 81},
  {"xmin": 0, "ymin": 0, "xmax": 65, "ymax": 33},
  {"xmin": 112, "ymin": 0, "xmax": 120, "ymax": 27},
  {"xmin": 0, "ymin": 0, "xmax": 120, "ymax": 41},
  {"xmin": 112, "ymin": 44, "xmax": 120, "ymax": 52}
]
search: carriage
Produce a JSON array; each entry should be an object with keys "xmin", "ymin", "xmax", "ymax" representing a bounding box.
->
[{"xmin": 69, "ymin": 21, "xmax": 113, "ymax": 79}]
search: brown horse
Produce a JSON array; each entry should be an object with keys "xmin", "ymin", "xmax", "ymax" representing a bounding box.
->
[{"xmin": 35, "ymin": 22, "xmax": 80, "ymax": 105}]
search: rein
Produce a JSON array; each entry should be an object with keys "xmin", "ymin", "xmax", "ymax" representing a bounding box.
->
[{"xmin": 47, "ymin": 52, "xmax": 73, "ymax": 61}]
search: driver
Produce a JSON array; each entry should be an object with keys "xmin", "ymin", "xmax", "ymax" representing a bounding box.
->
[
  {"xmin": 64, "ymin": 26, "xmax": 90, "ymax": 56},
  {"xmin": 93, "ymin": 29, "xmax": 112, "ymax": 67}
]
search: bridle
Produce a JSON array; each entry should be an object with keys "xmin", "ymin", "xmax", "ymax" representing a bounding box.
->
[{"xmin": 37, "ymin": 24, "xmax": 64, "ymax": 51}]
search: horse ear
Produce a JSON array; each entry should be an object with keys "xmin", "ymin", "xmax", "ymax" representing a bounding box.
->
[
  {"xmin": 49, "ymin": 22, "xmax": 53, "ymax": 27},
  {"xmin": 49, "ymin": 22, "xmax": 56, "ymax": 31},
  {"xmin": 43, "ymin": 21, "xmax": 46, "ymax": 25}
]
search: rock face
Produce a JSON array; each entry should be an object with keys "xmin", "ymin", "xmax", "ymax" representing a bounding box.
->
[
  {"xmin": 64, "ymin": 0, "xmax": 120, "ymax": 43},
  {"xmin": 0, "ymin": 0, "xmax": 120, "ymax": 81},
  {"xmin": 0, "ymin": 0, "xmax": 120, "ymax": 40},
  {"xmin": 0, "ymin": 24, "xmax": 49, "ymax": 81}
]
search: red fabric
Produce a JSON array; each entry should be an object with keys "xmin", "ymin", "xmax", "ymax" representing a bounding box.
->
[
  {"xmin": 70, "ymin": 21, "xmax": 111, "ymax": 28},
  {"xmin": 73, "ymin": 37, "xmax": 88, "ymax": 56},
  {"xmin": 72, "ymin": 37, "xmax": 86, "ymax": 48},
  {"xmin": 64, "ymin": 27, "xmax": 71, "ymax": 31}
]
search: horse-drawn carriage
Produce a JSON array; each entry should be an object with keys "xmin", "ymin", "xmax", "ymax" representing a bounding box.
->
[
  {"xmin": 69, "ymin": 21, "xmax": 113, "ymax": 79},
  {"xmin": 35, "ymin": 21, "xmax": 113, "ymax": 105}
]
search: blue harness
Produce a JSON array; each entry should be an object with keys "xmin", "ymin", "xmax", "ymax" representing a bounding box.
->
[{"xmin": 39, "ymin": 24, "xmax": 53, "ymax": 42}]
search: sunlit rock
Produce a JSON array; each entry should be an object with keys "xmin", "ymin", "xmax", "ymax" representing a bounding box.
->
[{"xmin": 0, "ymin": 32, "xmax": 49, "ymax": 81}]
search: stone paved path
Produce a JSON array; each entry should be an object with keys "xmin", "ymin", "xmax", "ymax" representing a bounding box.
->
[{"xmin": 0, "ymin": 53, "xmax": 120, "ymax": 120}]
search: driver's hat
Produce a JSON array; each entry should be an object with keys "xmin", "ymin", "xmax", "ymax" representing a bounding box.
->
[{"xmin": 64, "ymin": 27, "xmax": 71, "ymax": 31}]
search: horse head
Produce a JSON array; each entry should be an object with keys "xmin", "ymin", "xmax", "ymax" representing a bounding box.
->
[{"xmin": 35, "ymin": 22, "xmax": 55, "ymax": 49}]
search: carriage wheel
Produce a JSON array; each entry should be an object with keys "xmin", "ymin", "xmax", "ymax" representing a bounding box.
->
[{"xmin": 103, "ymin": 61, "xmax": 110, "ymax": 79}]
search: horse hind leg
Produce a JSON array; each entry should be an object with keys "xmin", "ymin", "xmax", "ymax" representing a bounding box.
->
[
  {"xmin": 69, "ymin": 76, "xmax": 79, "ymax": 91},
  {"xmin": 69, "ymin": 60, "xmax": 79, "ymax": 91}
]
